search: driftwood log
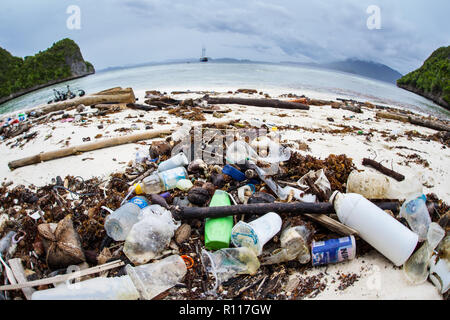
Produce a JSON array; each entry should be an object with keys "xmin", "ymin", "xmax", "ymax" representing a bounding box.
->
[
  {"xmin": 23, "ymin": 87, "xmax": 136, "ymax": 117},
  {"xmin": 376, "ymin": 112, "xmax": 450, "ymax": 132},
  {"xmin": 202, "ymin": 96, "xmax": 310, "ymax": 110},
  {"xmin": 362, "ymin": 158, "xmax": 405, "ymax": 181},
  {"xmin": 173, "ymin": 201, "xmax": 400, "ymax": 220}
]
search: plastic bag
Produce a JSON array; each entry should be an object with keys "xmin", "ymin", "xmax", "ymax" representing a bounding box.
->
[
  {"xmin": 226, "ymin": 139, "xmax": 291, "ymax": 165},
  {"xmin": 124, "ymin": 205, "xmax": 180, "ymax": 265},
  {"xmin": 201, "ymin": 247, "xmax": 260, "ymax": 295}
]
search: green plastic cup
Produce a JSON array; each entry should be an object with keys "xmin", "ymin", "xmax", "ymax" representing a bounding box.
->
[{"xmin": 204, "ymin": 190, "xmax": 234, "ymax": 250}]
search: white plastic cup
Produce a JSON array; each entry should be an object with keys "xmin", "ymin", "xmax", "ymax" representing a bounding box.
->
[
  {"xmin": 158, "ymin": 153, "xmax": 188, "ymax": 172},
  {"xmin": 429, "ymin": 255, "xmax": 450, "ymax": 294},
  {"xmin": 331, "ymin": 191, "xmax": 418, "ymax": 266},
  {"xmin": 231, "ymin": 212, "xmax": 282, "ymax": 255}
]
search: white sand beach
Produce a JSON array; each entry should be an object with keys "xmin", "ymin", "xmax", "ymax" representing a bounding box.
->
[{"xmin": 0, "ymin": 88, "xmax": 448, "ymax": 300}]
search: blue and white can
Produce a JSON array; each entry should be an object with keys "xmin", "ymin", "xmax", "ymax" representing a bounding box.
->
[{"xmin": 311, "ymin": 235, "xmax": 356, "ymax": 266}]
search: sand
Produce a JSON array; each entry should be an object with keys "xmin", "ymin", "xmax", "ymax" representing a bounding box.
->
[{"xmin": 0, "ymin": 88, "xmax": 447, "ymax": 300}]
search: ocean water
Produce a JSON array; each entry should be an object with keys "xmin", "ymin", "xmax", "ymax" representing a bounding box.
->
[{"xmin": 1, "ymin": 62, "xmax": 449, "ymax": 119}]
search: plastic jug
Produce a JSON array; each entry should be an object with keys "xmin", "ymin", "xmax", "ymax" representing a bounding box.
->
[
  {"xmin": 104, "ymin": 196, "xmax": 149, "ymax": 241},
  {"xmin": 330, "ymin": 191, "xmax": 418, "ymax": 266}
]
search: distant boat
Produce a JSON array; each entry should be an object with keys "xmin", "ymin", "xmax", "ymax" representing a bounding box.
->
[{"xmin": 200, "ymin": 47, "xmax": 208, "ymax": 62}]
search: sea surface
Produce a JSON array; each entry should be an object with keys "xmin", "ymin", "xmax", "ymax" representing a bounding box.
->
[{"xmin": 1, "ymin": 62, "xmax": 449, "ymax": 119}]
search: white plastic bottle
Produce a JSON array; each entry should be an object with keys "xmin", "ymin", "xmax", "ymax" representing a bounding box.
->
[
  {"xmin": 330, "ymin": 191, "xmax": 418, "ymax": 266},
  {"xmin": 134, "ymin": 167, "xmax": 188, "ymax": 194},
  {"xmin": 157, "ymin": 153, "xmax": 189, "ymax": 172}
]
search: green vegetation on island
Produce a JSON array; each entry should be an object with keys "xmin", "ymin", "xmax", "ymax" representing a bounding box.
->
[
  {"xmin": 397, "ymin": 46, "xmax": 450, "ymax": 109},
  {"xmin": 0, "ymin": 38, "xmax": 95, "ymax": 103}
]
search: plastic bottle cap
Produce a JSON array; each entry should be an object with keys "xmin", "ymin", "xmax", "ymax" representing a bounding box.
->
[{"xmin": 134, "ymin": 184, "xmax": 143, "ymax": 195}]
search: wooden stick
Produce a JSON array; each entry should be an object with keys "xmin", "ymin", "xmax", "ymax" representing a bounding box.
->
[
  {"xmin": 173, "ymin": 201, "xmax": 400, "ymax": 220},
  {"xmin": 8, "ymin": 258, "xmax": 35, "ymax": 300},
  {"xmin": 8, "ymin": 128, "xmax": 173, "ymax": 170},
  {"xmin": 203, "ymin": 96, "xmax": 310, "ymax": 110},
  {"xmin": 376, "ymin": 112, "xmax": 450, "ymax": 132},
  {"xmin": 304, "ymin": 214, "xmax": 359, "ymax": 236},
  {"xmin": 0, "ymin": 260, "xmax": 124, "ymax": 291},
  {"xmin": 362, "ymin": 158, "xmax": 405, "ymax": 181}
]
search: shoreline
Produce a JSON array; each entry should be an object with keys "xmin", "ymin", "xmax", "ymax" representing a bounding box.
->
[
  {"xmin": 0, "ymin": 88, "xmax": 447, "ymax": 300},
  {"xmin": 0, "ymin": 71, "xmax": 95, "ymax": 109}
]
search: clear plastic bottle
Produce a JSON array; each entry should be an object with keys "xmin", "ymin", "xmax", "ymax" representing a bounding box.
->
[
  {"xmin": 104, "ymin": 196, "xmax": 149, "ymax": 241},
  {"xmin": 399, "ymin": 194, "xmax": 431, "ymax": 241},
  {"xmin": 32, "ymin": 255, "xmax": 187, "ymax": 300},
  {"xmin": 403, "ymin": 223, "xmax": 445, "ymax": 285},
  {"xmin": 123, "ymin": 205, "xmax": 180, "ymax": 265},
  {"xmin": 134, "ymin": 167, "xmax": 188, "ymax": 194}
]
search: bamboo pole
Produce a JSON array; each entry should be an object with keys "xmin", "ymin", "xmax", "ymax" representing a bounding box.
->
[
  {"xmin": 0, "ymin": 260, "xmax": 124, "ymax": 291},
  {"xmin": 8, "ymin": 128, "xmax": 173, "ymax": 170}
]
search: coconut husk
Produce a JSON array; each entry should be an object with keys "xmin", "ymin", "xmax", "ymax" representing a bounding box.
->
[{"xmin": 37, "ymin": 215, "xmax": 86, "ymax": 270}]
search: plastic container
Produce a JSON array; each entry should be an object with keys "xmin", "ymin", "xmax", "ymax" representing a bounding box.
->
[
  {"xmin": 205, "ymin": 190, "xmax": 234, "ymax": 250},
  {"xmin": 32, "ymin": 255, "xmax": 186, "ymax": 300},
  {"xmin": 222, "ymin": 165, "xmax": 246, "ymax": 181},
  {"xmin": 403, "ymin": 223, "xmax": 445, "ymax": 285},
  {"xmin": 237, "ymin": 184, "xmax": 255, "ymax": 204},
  {"xmin": 124, "ymin": 205, "xmax": 179, "ymax": 265},
  {"xmin": 134, "ymin": 167, "xmax": 188, "ymax": 194},
  {"xmin": 311, "ymin": 235, "xmax": 356, "ymax": 266},
  {"xmin": 346, "ymin": 170, "xmax": 423, "ymax": 201},
  {"xmin": 231, "ymin": 212, "xmax": 282, "ymax": 255},
  {"xmin": 261, "ymin": 225, "xmax": 311, "ymax": 265},
  {"xmin": 400, "ymin": 194, "xmax": 431, "ymax": 241},
  {"xmin": 331, "ymin": 191, "xmax": 418, "ymax": 266},
  {"xmin": 171, "ymin": 124, "xmax": 191, "ymax": 142},
  {"xmin": 104, "ymin": 196, "xmax": 149, "ymax": 241},
  {"xmin": 126, "ymin": 255, "xmax": 187, "ymax": 300},
  {"xmin": 157, "ymin": 153, "xmax": 189, "ymax": 172},
  {"xmin": 32, "ymin": 275, "xmax": 140, "ymax": 300}
]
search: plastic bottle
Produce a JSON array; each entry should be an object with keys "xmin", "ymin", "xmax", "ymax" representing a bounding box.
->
[
  {"xmin": 403, "ymin": 223, "xmax": 445, "ymax": 284},
  {"xmin": 32, "ymin": 255, "xmax": 186, "ymax": 300},
  {"xmin": 346, "ymin": 170, "xmax": 423, "ymax": 201},
  {"xmin": 157, "ymin": 153, "xmax": 189, "ymax": 172},
  {"xmin": 330, "ymin": 191, "xmax": 418, "ymax": 266},
  {"xmin": 261, "ymin": 225, "xmax": 311, "ymax": 265},
  {"xmin": 429, "ymin": 236, "xmax": 449, "ymax": 294},
  {"xmin": 123, "ymin": 205, "xmax": 180, "ymax": 265},
  {"xmin": 171, "ymin": 124, "xmax": 191, "ymax": 142},
  {"xmin": 231, "ymin": 212, "xmax": 282, "ymax": 256},
  {"xmin": 104, "ymin": 196, "xmax": 149, "ymax": 241},
  {"xmin": 134, "ymin": 167, "xmax": 188, "ymax": 194},
  {"xmin": 204, "ymin": 190, "xmax": 234, "ymax": 250},
  {"xmin": 399, "ymin": 194, "xmax": 431, "ymax": 241}
]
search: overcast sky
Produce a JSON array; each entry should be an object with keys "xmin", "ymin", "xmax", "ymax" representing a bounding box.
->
[{"xmin": 0, "ymin": 0, "xmax": 448, "ymax": 74}]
